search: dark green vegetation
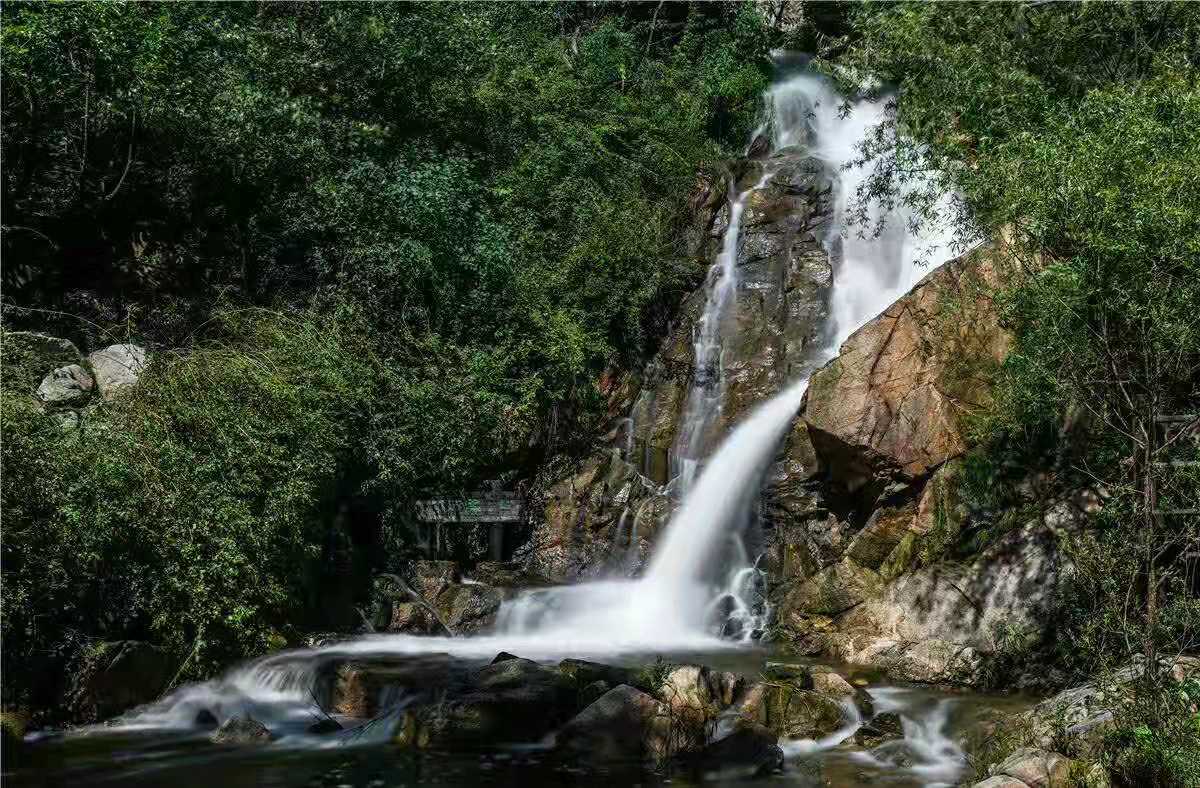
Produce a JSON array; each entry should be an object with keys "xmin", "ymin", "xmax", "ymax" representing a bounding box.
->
[
  {"xmin": 830, "ymin": 3, "xmax": 1200, "ymax": 783},
  {"xmin": 1, "ymin": 2, "xmax": 772, "ymax": 711}
]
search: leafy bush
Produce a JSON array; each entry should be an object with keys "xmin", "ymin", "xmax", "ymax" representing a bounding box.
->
[{"xmin": 1, "ymin": 312, "xmax": 376, "ymax": 696}]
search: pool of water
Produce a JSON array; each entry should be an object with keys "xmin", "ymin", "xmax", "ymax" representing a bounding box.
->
[{"xmin": 5, "ymin": 648, "xmax": 1031, "ymax": 788}]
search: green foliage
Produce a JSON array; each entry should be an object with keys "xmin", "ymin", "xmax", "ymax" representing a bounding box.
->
[
  {"xmin": 1104, "ymin": 674, "xmax": 1200, "ymax": 788},
  {"xmin": 832, "ymin": 5, "xmax": 1200, "ymax": 779},
  {"xmin": 1, "ymin": 314, "xmax": 375, "ymax": 690}
]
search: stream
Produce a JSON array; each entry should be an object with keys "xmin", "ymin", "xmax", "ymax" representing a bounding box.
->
[{"xmin": 10, "ymin": 647, "xmax": 1030, "ymax": 788}]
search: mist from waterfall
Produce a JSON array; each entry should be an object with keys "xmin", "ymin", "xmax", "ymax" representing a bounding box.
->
[{"xmin": 106, "ymin": 70, "xmax": 960, "ymax": 732}]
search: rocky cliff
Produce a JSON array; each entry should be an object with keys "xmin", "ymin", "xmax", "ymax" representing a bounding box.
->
[{"xmin": 517, "ymin": 146, "xmax": 835, "ymax": 583}]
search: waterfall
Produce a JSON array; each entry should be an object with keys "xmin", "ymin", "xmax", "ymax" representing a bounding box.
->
[
  {"xmin": 105, "ymin": 71, "xmax": 960, "ymax": 731},
  {"xmin": 671, "ymin": 170, "xmax": 774, "ymax": 491}
]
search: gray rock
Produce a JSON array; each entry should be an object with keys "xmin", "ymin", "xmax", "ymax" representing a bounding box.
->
[
  {"xmin": 679, "ymin": 720, "xmax": 783, "ymax": 779},
  {"xmin": 971, "ymin": 777, "xmax": 1031, "ymax": 788},
  {"xmin": 854, "ymin": 711, "xmax": 903, "ymax": 748},
  {"xmin": 36, "ymin": 364, "xmax": 94, "ymax": 408},
  {"xmin": 657, "ymin": 664, "xmax": 744, "ymax": 727},
  {"xmin": 396, "ymin": 657, "xmax": 578, "ymax": 749},
  {"xmin": 782, "ymin": 559, "xmax": 883, "ymax": 616},
  {"xmin": 826, "ymin": 523, "xmax": 1061, "ymax": 685},
  {"xmin": 2, "ymin": 331, "xmax": 81, "ymax": 390},
  {"xmin": 87, "ymin": 344, "xmax": 147, "ymax": 399},
  {"xmin": 735, "ymin": 678, "xmax": 849, "ymax": 740},
  {"xmin": 210, "ymin": 715, "xmax": 273, "ymax": 745},
  {"xmin": 434, "ymin": 582, "xmax": 502, "ymax": 634},
  {"xmin": 1020, "ymin": 656, "xmax": 1198, "ymax": 758},
  {"xmin": 991, "ymin": 747, "xmax": 1075, "ymax": 787},
  {"xmin": 580, "ymin": 679, "xmax": 611, "ymax": 708},
  {"xmin": 556, "ymin": 684, "xmax": 679, "ymax": 763},
  {"xmin": 558, "ymin": 658, "xmax": 644, "ymax": 692}
]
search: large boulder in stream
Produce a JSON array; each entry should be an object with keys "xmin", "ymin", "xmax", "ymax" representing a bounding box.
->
[
  {"xmin": 734, "ymin": 664, "xmax": 850, "ymax": 740},
  {"xmin": 556, "ymin": 684, "xmax": 680, "ymax": 764},
  {"xmin": 395, "ymin": 657, "xmax": 578, "ymax": 749},
  {"xmin": 801, "ymin": 243, "xmax": 1015, "ymax": 497},
  {"xmin": 210, "ymin": 715, "xmax": 274, "ymax": 745}
]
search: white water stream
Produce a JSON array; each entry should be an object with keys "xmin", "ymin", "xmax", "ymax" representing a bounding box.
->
[{"xmin": 103, "ymin": 70, "xmax": 966, "ymax": 785}]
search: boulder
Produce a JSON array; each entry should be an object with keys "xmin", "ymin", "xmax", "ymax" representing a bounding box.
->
[
  {"xmin": 323, "ymin": 655, "xmax": 471, "ymax": 718},
  {"xmin": 65, "ymin": 640, "xmax": 174, "ymax": 724},
  {"xmin": 580, "ymin": 680, "xmax": 611, "ymax": 708},
  {"xmin": 395, "ymin": 657, "xmax": 577, "ymax": 749},
  {"xmin": 972, "ymin": 778, "xmax": 1033, "ymax": 788},
  {"xmin": 1020, "ymin": 656, "xmax": 1199, "ymax": 758},
  {"xmin": 556, "ymin": 684, "xmax": 681, "ymax": 763},
  {"xmin": 558, "ymin": 658, "xmax": 645, "ymax": 692},
  {"xmin": 405, "ymin": 560, "xmax": 460, "ymax": 603},
  {"xmin": 736, "ymin": 678, "xmax": 848, "ymax": 740},
  {"xmin": 657, "ymin": 664, "xmax": 744, "ymax": 727},
  {"xmin": 854, "ymin": 711, "xmax": 903, "ymax": 748},
  {"xmin": 2, "ymin": 331, "xmax": 81, "ymax": 390},
  {"xmin": 307, "ymin": 717, "xmax": 343, "ymax": 734},
  {"xmin": 846, "ymin": 502, "xmax": 919, "ymax": 570},
  {"xmin": 433, "ymin": 582, "xmax": 502, "ymax": 634},
  {"xmin": 210, "ymin": 715, "xmax": 273, "ymax": 745},
  {"xmin": 780, "ymin": 559, "xmax": 883, "ymax": 617},
  {"xmin": 369, "ymin": 573, "xmax": 451, "ymax": 634},
  {"xmin": 87, "ymin": 344, "xmax": 148, "ymax": 400},
  {"xmin": 990, "ymin": 748, "xmax": 1077, "ymax": 788},
  {"xmin": 388, "ymin": 602, "xmax": 447, "ymax": 635},
  {"xmin": 802, "ymin": 244, "xmax": 1014, "ymax": 495},
  {"xmin": 677, "ymin": 720, "xmax": 784, "ymax": 779},
  {"xmin": 828, "ymin": 523, "xmax": 1060, "ymax": 685},
  {"xmin": 809, "ymin": 665, "xmax": 873, "ymax": 717},
  {"xmin": 36, "ymin": 364, "xmax": 94, "ymax": 408}
]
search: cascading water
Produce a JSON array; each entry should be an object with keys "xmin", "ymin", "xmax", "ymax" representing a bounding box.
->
[
  {"xmin": 671, "ymin": 170, "xmax": 773, "ymax": 492},
  {"xmin": 105, "ymin": 72, "xmax": 962, "ymax": 757}
]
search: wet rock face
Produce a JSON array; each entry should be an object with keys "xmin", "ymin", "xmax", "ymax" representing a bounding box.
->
[
  {"xmin": 556, "ymin": 684, "xmax": 676, "ymax": 764},
  {"xmin": 801, "ymin": 244, "xmax": 1014, "ymax": 499},
  {"xmin": 516, "ymin": 450, "xmax": 669, "ymax": 583},
  {"xmin": 523, "ymin": 152, "xmax": 835, "ymax": 579},
  {"xmin": 723, "ymin": 153, "xmax": 833, "ymax": 434}
]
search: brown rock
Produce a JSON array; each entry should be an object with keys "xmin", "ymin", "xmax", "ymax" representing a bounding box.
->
[
  {"xmin": 846, "ymin": 501, "xmax": 919, "ymax": 570},
  {"xmin": 802, "ymin": 244, "xmax": 1015, "ymax": 494}
]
